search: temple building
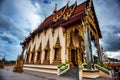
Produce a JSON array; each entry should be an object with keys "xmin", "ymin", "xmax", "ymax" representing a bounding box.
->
[{"xmin": 20, "ymin": 0, "xmax": 102, "ymax": 74}]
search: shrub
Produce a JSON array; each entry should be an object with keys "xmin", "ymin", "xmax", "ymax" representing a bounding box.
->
[
  {"xmin": 58, "ymin": 63, "xmax": 64, "ymax": 68},
  {"xmin": 58, "ymin": 62, "xmax": 68, "ymax": 68},
  {"xmin": 97, "ymin": 62, "xmax": 110, "ymax": 70}
]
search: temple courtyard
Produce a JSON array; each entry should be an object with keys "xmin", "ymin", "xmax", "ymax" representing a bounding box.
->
[{"xmin": 0, "ymin": 66, "xmax": 110, "ymax": 80}]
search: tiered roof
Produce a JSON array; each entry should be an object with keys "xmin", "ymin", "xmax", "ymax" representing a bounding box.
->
[{"xmin": 21, "ymin": 0, "xmax": 102, "ymax": 45}]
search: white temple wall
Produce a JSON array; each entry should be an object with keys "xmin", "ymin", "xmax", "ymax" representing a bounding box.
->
[
  {"xmin": 34, "ymin": 34, "xmax": 39, "ymax": 63},
  {"xmin": 59, "ymin": 27, "xmax": 65, "ymax": 63},
  {"xmin": 26, "ymin": 26, "xmax": 66, "ymax": 64},
  {"xmin": 40, "ymin": 31, "xmax": 45, "ymax": 64},
  {"xmin": 47, "ymin": 28, "xmax": 53, "ymax": 64}
]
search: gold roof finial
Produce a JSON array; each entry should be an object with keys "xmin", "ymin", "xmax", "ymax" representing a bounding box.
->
[
  {"xmin": 67, "ymin": 0, "xmax": 70, "ymax": 7},
  {"xmin": 53, "ymin": 3, "xmax": 57, "ymax": 13},
  {"xmin": 74, "ymin": 0, "xmax": 77, "ymax": 6},
  {"xmin": 88, "ymin": 0, "xmax": 92, "ymax": 8}
]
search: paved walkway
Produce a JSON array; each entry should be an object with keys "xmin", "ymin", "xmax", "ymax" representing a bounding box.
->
[{"xmin": 0, "ymin": 66, "xmax": 110, "ymax": 80}]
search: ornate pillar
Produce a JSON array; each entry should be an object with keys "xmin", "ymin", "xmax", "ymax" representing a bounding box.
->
[
  {"xmin": 82, "ymin": 20, "xmax": 93, "ymax": 70},
  {"xmin": 84, "ymin": 29, "xmax": 92, "ymax": 70},
  {"xmin": 95, "ymin": 36, "xmax": 102, "ymax": 63}
]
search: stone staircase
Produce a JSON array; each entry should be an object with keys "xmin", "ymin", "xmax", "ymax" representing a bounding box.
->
[
  {"xmin": 59, "ymin": 67, "xmax": 79, "ymax": 80},
  {"xmin": 82, "ymin": 70, "xmax": 100, "ymax": 78},
  {"xmin": 23, "ymin": 64, "xmax": 58, "ymax": 74}
]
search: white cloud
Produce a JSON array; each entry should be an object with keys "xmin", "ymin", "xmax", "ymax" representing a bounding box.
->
[
  {"xmin": 106, "ymin": 51, "xmax": 120, "ymax": 60},
  {"xmin": 0, "ymin": 37, "xmax": 21, "ymax": 60},
  {"xmin": 34, "ymin": 2, "xmax": 40, "ymax": 9},
  {"xmin": 1, "ymin": 32, "xmax": 19, "ymax": 42},
  {"xmin": 117, "ymin": 33, "xmax": 120, "ymax": 37},
  {"xmin": 12, "ymin": 0, "xmax": 41, "ymax": 31}
]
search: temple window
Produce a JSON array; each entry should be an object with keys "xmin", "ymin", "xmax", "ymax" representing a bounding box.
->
[
  {"xmin": 44, "ymin": 30, "xmax": 47, "ymax": 35},
  {"xmin": 44, "ymin": 50, "xmax": 48, "ymax": 60},
  {"xmin": 31, "ymin": 53, "xmax": 34, "ymax": 60},
  {"xmin": 52, "ymin": 36, "xmax": 61, "ymax": 64},
  {"xmin": 43, "ymin": 40, "xmax": 50, "ymax": 64},
  {"xmin": 54, "ymin": 48, "xmax": 59, "ymax": 59},
  {"xmin": 74, "ymin": 29, "xmax": 79, "ymax": 36},
  {"xmin": 52, "ymin": 28, "xmax": 55, "ymax": 36},
  {"xmin": 37, "ymin": 51, "xmax": 40, "ymax": 60},
  {"xmin": 32, "ymin": 37, "xmax": 35, "ymax": 43},
  {"xmin": 26, "ymin": 54, "xmax": 29, "ymax": 62}
]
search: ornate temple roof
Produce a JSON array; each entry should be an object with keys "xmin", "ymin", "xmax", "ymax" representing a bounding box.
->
[{"xmin": 21, "ymin": 0, "xmax": 102, "ymax": 45}]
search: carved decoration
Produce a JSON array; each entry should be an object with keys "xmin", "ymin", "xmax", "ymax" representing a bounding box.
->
[
  {"xmin": 53, "ymin": 36, "xmax": 61, "ymax": 49},
  {"xmin": 37, "ymin": 43, "xmax": 42, "ymax": 52},
  {"xmin": 43, "ymin": 40, "xmax": 50, "ymax": 64},
  {"xmin": 36, "ymin": 43, "xmax": 42, "ymax": 64},
  {"xmin": 67, "ymin": 32, "xmax": 76, "ymax": 67},
  {"xmin": 82, "ymin": 17, "xmax": 97, "ymax": 39},
  {"xmin": 84, "ymin": 10, "xmax": 98, "ymax": 37},
  {"xmin": 66, "ymin": 24, "xmax": 86, "ymax": 68},
  {"xmin": 53, "ymin": 3, "xmax": 68, "ymax": 22},
  {"xmin": 63, "ymin": 1, "xmax": 77, "ymax": 20},
  {"xmin": 44, "ymin": 40, "xmax": 50, "ymax": 51},
  {"xmin": 53, "ymin": 36, "xmax": 62, "ymax": 64}
]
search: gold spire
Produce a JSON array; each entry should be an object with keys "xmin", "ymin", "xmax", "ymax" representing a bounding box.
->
[
  {"xmin": 66, "ymin": 0, "xmax": 70, "ymax": 7},
  {"xmin": 53, "ymin": 3, "xmax": 57, "ymax": 13},
  {"xmin": 75, "ymin": 0, "xmax": 77, "ymax": 5},
  {"xmin": 87, "ymin": 0, "xmax": 92, "ymax": 8}
]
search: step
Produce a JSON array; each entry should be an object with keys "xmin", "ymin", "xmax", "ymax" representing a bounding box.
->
[
  {"xmin": 60, "ymin": 67, "xmax": 79, "ymax": 78},
  {"xmin": 23, "ymin": 64, "xmax": 58, "ymax": 74},
  {"xmin": 82, "ymin": 70, "xmax": 100, "ymax": 79}
]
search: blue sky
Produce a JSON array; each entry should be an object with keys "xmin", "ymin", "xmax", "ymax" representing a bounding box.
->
[{"xmin": 0, "ymin": 0, "xmax": 120, "ymax": 60}]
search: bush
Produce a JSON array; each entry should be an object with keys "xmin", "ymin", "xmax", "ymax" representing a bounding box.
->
[
  {"xmin": 104, "ymin": 65, "xmax": 111, "ymax": 70},
  {"xmin": 97, "ymin": 62, "xmax": 110, "ymax": 70},
  {"xmin": 58, "ymin": 63, "xmax": 64, "ymax": 68},
  {"xmin": 58, "ymin": 62, "xmax": 68, "ymax": 68},
  {"xmin": 63, "ymin": 62, "xmax": 68, "ymax": 66}
]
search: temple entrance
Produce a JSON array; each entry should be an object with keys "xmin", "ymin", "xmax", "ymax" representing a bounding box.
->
[
  {"xmin": 71, "ymin": 49, "xmax": 78, "ymax": 67},
  {"xmin": 67, "ymin": 28, "xmax": 85, "ymax": 68}
]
